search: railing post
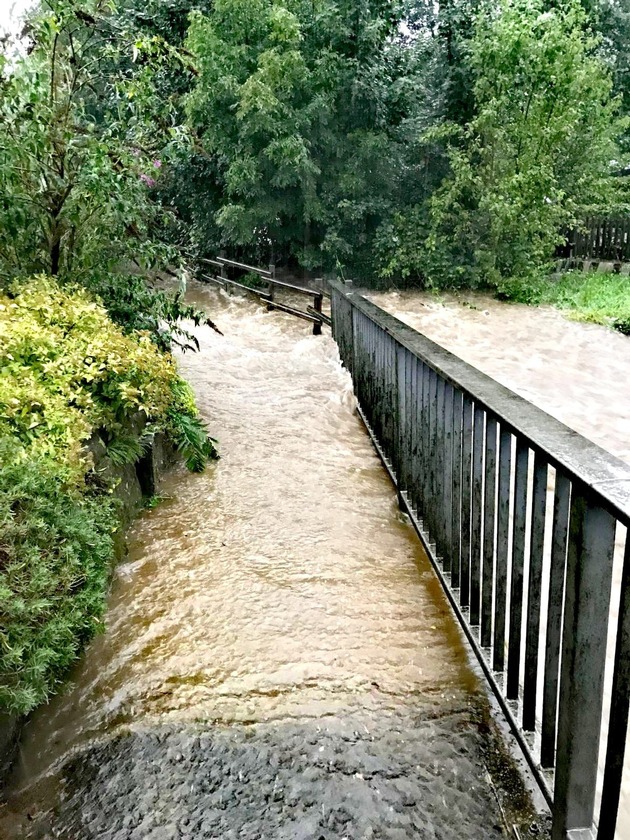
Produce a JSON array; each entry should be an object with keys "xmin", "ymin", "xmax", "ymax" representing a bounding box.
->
[
  {"xmin": 268, "ymin": 262, "xmax": 276, "ymax": 302},
  {"xmin": 598, "ymin": 536, "xmax": 630, "ymax": 838},
  {"xmin": 220, "ymin": 249, "xmax": 228, "ymax": 294},
  {"xmin": 312, "ymin": 292, "xmax": 323, "ymax": 336},
  {"xmin": 552, "ymin": 486, "xmax": 616, "ymax": 840}
]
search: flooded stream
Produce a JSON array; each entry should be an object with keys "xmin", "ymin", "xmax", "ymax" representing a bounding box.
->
[
  {"xmin": 370, "ymin": 290, "xmax": 630, "ymax": 465},
  {"xmin": 0, "ymin": 285, "xmax": 524, "ymax": 840},
  {"xmin": 2, "ymin": 283, "xmax": 628, "ymax": 838}
]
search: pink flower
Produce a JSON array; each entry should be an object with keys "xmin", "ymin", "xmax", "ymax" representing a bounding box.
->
[
  {"xmin": 153, "ymin": 159, "xmax": 162, "ymax": 169},
  {"xmin": 140, "ymin": 174, "xmax": 157, "ymax": 188}
]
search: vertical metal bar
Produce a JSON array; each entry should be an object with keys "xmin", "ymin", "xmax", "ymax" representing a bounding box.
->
[
  {"xmin": 470, "ymin": 405, "xmax": 485, "ymax": 627},
  {"xmin": 481, "ymin": 416, "xmax": 498, "ymax": 648},
  {"xmin": 443, "ymin": 384, "xmax": 454, "ymax": 572},
  {"xmin": 552, "ymin": 489, "xmax": 616, "ymax": 840},
  {"xmin": 389, "ymin": 335, "xmax": 397, "ymax": 458},
  {"xmin": 386, "ymin": 335, "xmax": 396, "ymax": 463},
  {"xmin": 396, "ymin": 345, "xmax": 407, "ymax": 490},
  {"xmin": 493, "ymin": 427, "xmax": 512, "ymax": 673},
  {"xmin": 460, "ymin": 397, "xmax": 473, "ymax": 608},
  {"xmin": 428, "ymin": 368, "xmax": 438, "ymax": 541},
  {"xmin": 372, "ymin": 321, "xmax": 380, "ymax": 439},
  {"xmin": 411, "ymin": 358, "xmax": 423, "ymax": 516},
  {"xmin": 351, "ymin": 308, "xmax": 361, "ymax": 399},
  {"xmin": 451, "ymin": 390, "xmax": 463, "ymax": 590},
  {"xmin": 406, "ymin": 355, "xmax": 416, "ymax": 504},
  {"xmin": 402, "ymin": 350, "xmax": 416, "ymax": 499},
  {"xmin": 375, "ymin": 321, "xmax": 380, "ymax": 429},
  {"xmin": 375, "ymin": 322, "xmax": 382, "ymax": 438},
  {"xmin": 376, "ymin": 328, "xmax": 384, "ymax": 445},
  {"xmin": 523, "ymin": 454, "xmax": 548, "ymax": 732},
  {"xmin": 421, "ymin": 363, "xmax": 431, "ymax": 521},
  {"xmin": 598, "ymin": 533, "xmax": 630, "ymax": 838},
  {"xmin": 436, "ymin": 377, "xmax": 446, "ymax": 558},
  {"xmin": 360, "ymin": 313, "xmax": 367, "ymax": 414},
  {"xmin": 369, "ymin": 317, "xmax": 375, "ymax": 426},
  {"xmin": 417, "ymin": 359, "xmax": 426, "ymax": 516},
  {"xmin": 507, "ymin": 440, "xmax": 529, "ymax": 701},
  {"xmin": 541, "ymin": 472, "xmax": 571, "ymax": 768}
]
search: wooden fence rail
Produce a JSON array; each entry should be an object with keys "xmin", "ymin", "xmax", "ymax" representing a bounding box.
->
[
  {"xmin": 563, "ymin": 217, "xmax": 630, "ymax": 262},
  {"xmin": 196, "ymin": 255, "xmax": 330, "ymax": 335},
  {"xmin": 330, "ymin": 278, "xmax": 630, "ymax": 840}
]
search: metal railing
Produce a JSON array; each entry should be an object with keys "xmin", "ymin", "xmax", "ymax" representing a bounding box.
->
[
  {"xmin": 329, "ymin": 278, "xmax": 630, "ymax": 840},
  {"xmin": 197, "ymin": 255, "xmax": 331, "ymax": 335}
]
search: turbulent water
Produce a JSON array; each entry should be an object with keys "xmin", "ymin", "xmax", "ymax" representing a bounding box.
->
[
  {"xmin": 0, "ymin": 285, "xmax": 533, "ymax": 840},
  {"xmin": 2, "ymin": 283, "xmax": 628, "ymax": 839},
  {"xmin": 370, "ymin": 290, "xmax": 630, "ymax": 465}
]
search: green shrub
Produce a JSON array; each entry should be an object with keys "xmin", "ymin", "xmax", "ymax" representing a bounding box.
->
[
  {"xmin": 167, "ymin": 379, "xmax": 218, "ymax": 472},
  {"xmin": 497, "ymin": 270, "xmax": 630, "ymax": 335},
  {"xmin": 0, "ymin": 277, "xmax": 218, "ymax": 716},
  {"xmin": 0, "ymin": 276, "xmax": 217, "ymax": 479},
  {"xmin": 0, "ymin": 440, "xmax": 115, "ymax": 715}
]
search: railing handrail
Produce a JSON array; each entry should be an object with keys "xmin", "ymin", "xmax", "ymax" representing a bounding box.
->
[
  {"xmin": 330, "ymin": 278, "xmax": 630, "ymax": 839},
  {"xmin": 215, "ymin": 255, "xmax": 326, "ymax": 299},
  {"xmin": 216, "ymin": 256, "xmax": 273, "ymax": 279},
  {"xmin": 201, "ymin": 273, "xmax": 272, "ymax": 300},
  {"xmin": 330, "ymin": 278, "xmax": 630, "ymax": 526},
  {"xmin": 263, "ymin": 276, "xmax": 323, "ymax": 298}
]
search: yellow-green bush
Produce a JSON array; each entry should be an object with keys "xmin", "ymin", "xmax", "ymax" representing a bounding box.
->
[
  {"xmin": 0, "ymin": 277, "xmax": 216, "ymax": 715},
  {"xmin": 0, "ymin": 277, "xmax": 182, "ymax": 478}
]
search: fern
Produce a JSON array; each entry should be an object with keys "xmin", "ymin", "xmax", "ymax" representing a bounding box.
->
[
  {"xmin": 105, "ymin": 433, "xmax": 151, "ymax": 467},
  {"xmin": 169, "ymin": 412, "xmax": 219, "ymax": 473}
]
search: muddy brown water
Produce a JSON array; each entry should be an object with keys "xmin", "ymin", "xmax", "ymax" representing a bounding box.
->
[
  {"xmin": 369, "ymin": 291, "xmax": 630, "ymax": 464},
  {"xmin": 2, "ymin": 283, "xmax": 628, "ymax": 838},
  {"xmin": 0, "ymin": 285, "xmax": 526, "ymax": 840},
  {"xmin": 370, "ymin": 290, "xmax": 630, "ymax": 839}
]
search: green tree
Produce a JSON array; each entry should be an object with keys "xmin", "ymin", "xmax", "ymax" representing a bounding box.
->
[
  {"xmin": 0, "ymin": 0, "xmax": 212, "ymax": 346},
  {"xmin": 387, "ymin": 0, "xmax": 625, "ymax": 287},
  {"xmin": 185, "ymin": 0, "xmax": 429, "ymax": 278},
  {"xmin": 0, "ymin": 1, "xmax": 167, "ymax": 279},
  {"xmin": 592, "ymin": 0, "xmax": 630, "ymax": 157}
]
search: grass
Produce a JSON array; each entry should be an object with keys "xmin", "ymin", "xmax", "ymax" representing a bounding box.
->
[{"xmin": 500, "ymin": 271, "xmax": 630, "ymax": 335}]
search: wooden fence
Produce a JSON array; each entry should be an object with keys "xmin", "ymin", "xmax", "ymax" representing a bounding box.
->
[
  {"xmin": 564, "ymin": 217, "xmax": 630, "ymax": 262},
  {"xmin": 195, "ymin": 256, "xmax": 331, "ymax": 335}
]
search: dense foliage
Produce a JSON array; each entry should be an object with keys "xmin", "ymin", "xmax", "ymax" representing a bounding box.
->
[
  {"xmin": 178, "ymin": 0, "xmax": 625, "ymax": 287},
  {"xmin": 4, "ymin": 0, "xmax": 623, "ymax": 289},
  {"xmin": 184, "ymin": 0, "xmax": 421, "ymax": 277},
  {"xmin": 389, "ymin": 0, "xmax": 625, "ymax": 289},
  {"xmin": 0, "ymin": 278, "xmax": 217, "ymax": 714},
  {"xmin": 0, "ymin": 0, "xmax": 213, "ymax": 348},
  {"xmin": 0, "ymin": 441, "xmax": 115, "ymax": 714}
]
